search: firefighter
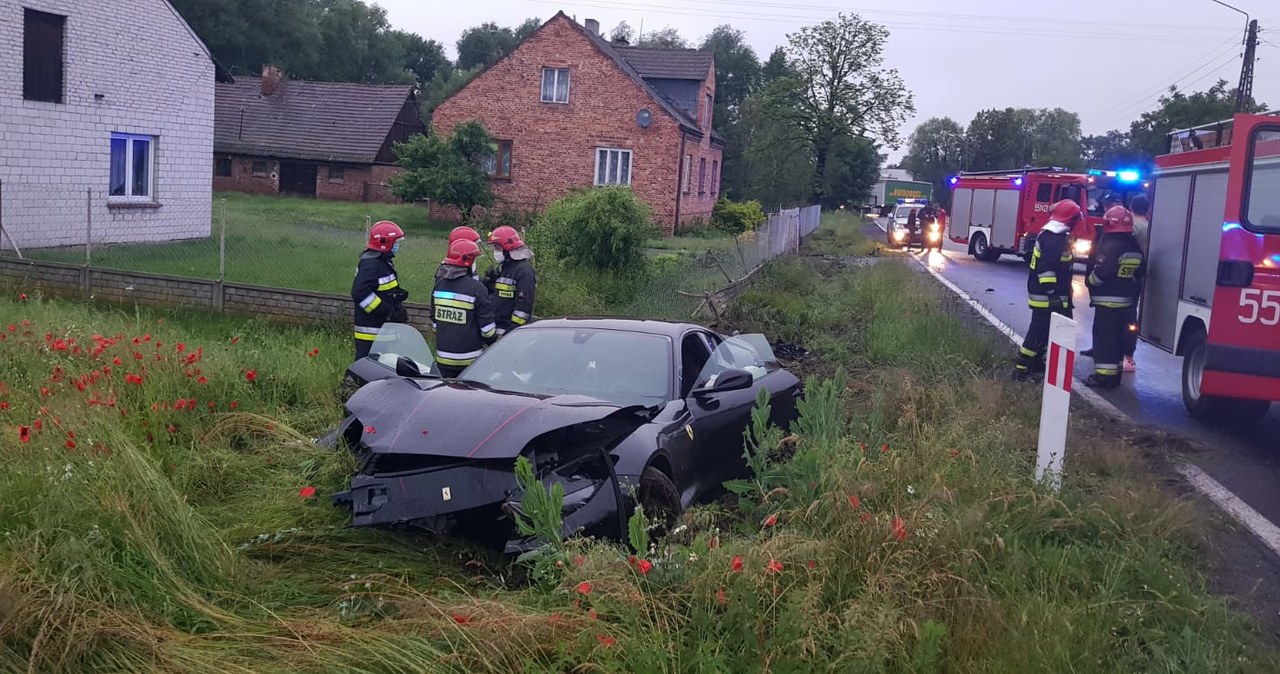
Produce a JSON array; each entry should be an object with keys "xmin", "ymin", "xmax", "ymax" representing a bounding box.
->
[
  {"xmin": 1084, "ymin": 206, "xmax": 1145, "ymax": 389},
  {"xmin": 918, "ymin": 202, "xmax": 942, "ymax": 252},
  {"xmin": 1121, "ymin": 194, "xmax": 1152, "ymax": 372},
  {"xmin": 905, "ymin": 208, "xmax": 920, "ymax": 249},
  {"xmin": 430, "ymin": 239, "xmax": 496, "ymax": 378},
  {"xmin": 350, "ymin": 220, "xmax": 409, "ymax": 360},
  {"xmin": 446, "ymin": 226, "xmax": 484, "ymax": 280},
  {"xmin": 1013, "ymin": 200, "xmax": 1082, "ymax": 381},
  {"xmin": 486, "ymin": 225, "xmax": 537, "ymax": 335}
]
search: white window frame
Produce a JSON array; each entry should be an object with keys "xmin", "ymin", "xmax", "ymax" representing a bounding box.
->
[
  {"xmin": 109, "ymin": 132, "xmax": 156, "ymax": 202},
  {"xmin": 594, "ymin": 148, "xmax": 633, "ymax": 186},
  {"xmin": 541, "ymin": 67, "xmax": 570, "ymax": 104}
]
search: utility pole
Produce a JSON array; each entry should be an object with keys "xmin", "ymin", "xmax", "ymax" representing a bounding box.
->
[{"xmin": 1236, "ymin": 19, "xmax": 1259, "ymax": 112}]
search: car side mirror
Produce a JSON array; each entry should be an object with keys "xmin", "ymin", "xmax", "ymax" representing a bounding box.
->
[
  {"xmin": 395, "ymin": 356, "xmax": 423, "ymax": 378},
  {"xmin": 692, "ymin": 368, "xmax": 753, "ymax": 397}
]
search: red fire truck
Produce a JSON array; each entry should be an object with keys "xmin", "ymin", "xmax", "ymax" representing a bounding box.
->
[
  {"xmin": 1140, "ymin": 113, "xmax": 1280, "ymax": 422},
  {"xmin": 946, "ymin": 167, "xmax": 1149, "ymax": 263}
]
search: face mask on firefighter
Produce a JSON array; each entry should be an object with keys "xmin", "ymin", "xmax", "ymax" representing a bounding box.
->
[
  {"xmin": 391, "ymin": 241, "xmax": 401, "ymax": 256},
  {"xmin": 493, "ymin": 249, "xmax": 505, "ymax": 264}
]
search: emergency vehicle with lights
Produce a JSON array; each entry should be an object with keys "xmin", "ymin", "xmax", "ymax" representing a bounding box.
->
[
  {"xmin": 1139, "ymin": 113, "xmax": 1280, "ymax": 422},
  {"xmin": 946, "ymin": 167, "xmax": 1149, "ymax": 263},
  {"xmin": 884, "ymin": 198, "xmax": 944, "ymax": 249}
]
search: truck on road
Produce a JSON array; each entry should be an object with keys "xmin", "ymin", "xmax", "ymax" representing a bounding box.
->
[{"xmin": 1140, "ymin": 113, "xmax": 1280, "ymax": 422}]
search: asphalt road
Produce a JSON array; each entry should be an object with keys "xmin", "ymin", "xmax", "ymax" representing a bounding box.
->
[{"xmin": 868, "ymin": 219, "xmax": 1280, "ymax": 527}]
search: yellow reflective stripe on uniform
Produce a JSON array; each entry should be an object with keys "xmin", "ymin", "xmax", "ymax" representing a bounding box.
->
[
  {"xmin": 511, "ymin": 311, "xmax": 529, "ymax": 325},
  {"xmin": 1038, "ymin": 272, "xmax": 1057, "ymax": 284},
  {"xmin": 1095, "ymin": 366, "xmax": 1120, "ymax": 375},
  {"xmin": 433, "ymin": 298, "xmax": 475, "ymax": 310},
  {"xmin": 480, "ymin": 322, "xmax": 497, "ymax": 337},
  {"xmin": 436, "ymin": 348, "xmax": 483, "ymax": 366},
  {"xmin": 361, "ymin": 295, "xmax": 382, "ymax": 313},
  {"xmin": 1028, "ymin": 299, "xmax": 1051, "ymax": 308},
  {"xmin": 1020, "ymin": 346, "xmax": 1038, "ymax": 357},
  {"xmin": 433, "ymin": 291, "xmax": 476, "ymax": 303},
  {"xmin": 1060, "ymin": 252, "xmax": 1073, "ymax": 262},
  {"xmin": 496, "ymin": 277, "xmax": 517, "ymax": 286},
  {"xmin": 353, "ymin": 326, "xmax": 380, "ymax": 341},
  {"xmin": 376, "ymin": 274, "xmax": 398, "ymax": 291},
  {"xmin": 1087, "ymin": 273, "xmax": 1101, "ymax": 286}
]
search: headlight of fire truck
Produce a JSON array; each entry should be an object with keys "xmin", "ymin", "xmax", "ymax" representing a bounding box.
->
[{"xmin": 1073, "ymin": 239, "xmax": 1092, "ymax": 256}]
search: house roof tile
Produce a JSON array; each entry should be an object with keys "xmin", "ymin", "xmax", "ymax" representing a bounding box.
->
[
  {"xmin": 612, "ymin": 46, "xmax": 714, "ymax": 81},
  {"xmin": 214, "ymin": 77, "xmax": 415, "ymax": 164}
]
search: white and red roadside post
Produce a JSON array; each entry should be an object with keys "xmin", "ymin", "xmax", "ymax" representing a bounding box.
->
[{"xmin": 1036, "ymin": 312, "xmax": 1077, "ymax": 492}]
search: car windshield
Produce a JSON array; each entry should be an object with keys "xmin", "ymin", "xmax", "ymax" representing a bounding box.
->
[
  {"xmin": 367, "ymin": 323, "xmax": 436, "ymax": 376},
  {"xmin": 460, "ymin": 328, "xmax": 672, "ymax": 406},
  {"xmin": 695, "ymin": 334, "xmax": 780, "ymax": 389}
]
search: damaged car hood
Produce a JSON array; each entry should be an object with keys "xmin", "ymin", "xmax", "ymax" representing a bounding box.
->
[{"xmin": 345, "ymin": 378, "xmax": 636, "ymax": 460}]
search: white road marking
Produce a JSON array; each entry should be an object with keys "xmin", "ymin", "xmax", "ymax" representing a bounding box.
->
[{"xmin": 909, "ymin": 252, "xmax": 1280, "ymax": 558}]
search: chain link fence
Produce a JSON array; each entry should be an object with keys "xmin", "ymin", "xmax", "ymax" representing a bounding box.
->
[{"xmin": 0, "ymin": 180, "xmax": 822, "ymax": 325}]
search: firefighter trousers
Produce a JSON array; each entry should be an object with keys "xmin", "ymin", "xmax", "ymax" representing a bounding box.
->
[
  {"xmin": 437, "ymin": 364, "xmax": 466, "ymax": 379},
  {"xmin": 1016, "ymin": 303, "xmax": 1072, "ymax": 373},
  {"xmin": 354, "ymin": 334, "xmax": 375, "ymax": 361},
  {"xmin": 1092, "ymin": 306, "xmax": 1129, "ymax": 384}
]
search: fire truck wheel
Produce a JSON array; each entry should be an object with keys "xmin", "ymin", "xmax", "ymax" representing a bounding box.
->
[
  {"xmin": 1181, "ymin": 326, "xmax": 1271, "ymax": 423},
  {"xmin": 971, "ymin": 233, "xmax": 1000, "ymax": 262}
]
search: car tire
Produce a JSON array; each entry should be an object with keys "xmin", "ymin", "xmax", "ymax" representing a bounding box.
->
[
  {"xmin": 971, "ymin": 232, "xmax": 1000, "ymax": 262},
  {"xmin": 636, "ymin": 465, "xmax": 682, "ymax": 537},
  {"xmin": 1181, "ymin": 326, "xmax": 1270, "ymax": 423}
]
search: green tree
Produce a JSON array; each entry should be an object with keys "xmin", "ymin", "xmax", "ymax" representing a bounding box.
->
[
  {"xmin": 169, "ymin": 0, "xmax": 322, "ymax": 78},
  {"xmin": 392, "ymin": 31, "xmax": 449, "ymax": 83},
  {"xmin": 312, "ymin": 0, "xmax": 413, "ymax": 84},
  {"xmin": 758, "ymin": 13, "xmax": 913, "ymax": 204},
  {"xmin": 637, "ymin": 27, "xmax": 689, "ymax": 49},
  {"xmin": 420, "ymin": 66, "xmax": 482, "ymax": 119},
  {"xmin": 610, "ymin": 21, "xmax": 635, "ymax": 44},
  {"xmin": 1128, "ymin": 80, "xmax": 1264, "ymax": 160},
  {"xmin": 391, "ymin": 122, "xmax": 496, "ymax": 222},
  {"xmin": 902, "ymin": 117, "xmax": 965, "ymax": 201},
  {"xmin": 456, "ymin": 22, "xmax": 515, "ymax": 70},
  {"xmin": 821, "ymin": 135, "xmax": 882, "ymax": 209},
  {"xmin": 1032, "ymin": 108, "xmax": 1084, "ymax": 169},
  {"xmin": 760, "ymin": 46, "xmax": 791, "ymax": 83},
  {"xmin": 1081, "ymin": 130, "xmax": 1148, "ymax": 170},
  {"xmin": 701, "ymin": 25, "xmax": 761, "ymax": 200},
  {"xmin": 963, "ymin": 108, "xmax": 1081, "ymax": 171}
]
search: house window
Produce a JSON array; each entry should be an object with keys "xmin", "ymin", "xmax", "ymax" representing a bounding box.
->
[
  {"xmin": 703, "ymin": 93, "xmax": 713, "ymax": 128},
  {"xmin": 109, "ymin": 133, "xmax": 155, "ymax": 200},
  {"xmin": 23, "ymin": 9, "xmax": 65, "ymax": 104},
  {"xmin": 482, "ymin": 140, "xmax": 514, "ymax": 179},
  {"xmin": 215, "ymin": 157, "xmax": 232, "ymax": 178},
  {"xmin": 329, "ymin": 165, "xmax": 346, "ymax": 182},
  {"xmin": 595, "ymin": 148, "xmax": 632, "ymax": 186},
  {"xmin": 711, "ymin": 160, "xmax": 719, "ymax": 195},
  {"xmin": 683, "ymin": 154, "xmax": 693, "ymax": 194},
  {"xmin": 541, "ymin": 68, "xmax": 570, "ymax": 103},
  {"xmin": 252, "ymin": 160, "xmax": 269, "ymax": 177},
  {"xmin": 698, "ymin": 158, "xmax": 707, "ymax": 195}
]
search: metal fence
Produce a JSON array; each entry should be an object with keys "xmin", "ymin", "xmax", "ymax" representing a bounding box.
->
[{"xmin": 0, "ymin": 179, "xmax": 822, "ymax": 324}]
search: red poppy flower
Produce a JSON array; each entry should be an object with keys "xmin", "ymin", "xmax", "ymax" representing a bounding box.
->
[
  {"xmin": 66, "ymin": 430, "xmax": 75, "ymax": 439},
  {"xmin": 880, "ymin": 443, "xmax": 890, "ymax": 453},
  {"xmin": 175, "ymin": 343, "xmax": 185, "ymax": 353},
  {"xmin": 573, "ymin": 555, "xmax": 585, "ymax": 567},
  {"xmin": 33, "ymin": 419, "xmax": 42, "ymax": 431},
  {"xmin": 763, "ymin": 512, "xmax": 778, "ymax": 528},
  {"xmin": 0, "ymin": 402, "xmax": 9, "ymax": 411},
  {"xmin": 207, "ymin": 401, "xmax": 216, "ymax": 412},
  {"xmin": 299, "ymin": 486, "xmax": 317, "ymax": 498},
  {"xmin": 133, "ymin": 352, "xmax": 143, "ymax": 360},
  {"xmin": 575, "ymin": 581, "xmax": 593, "ymax": 596},
  {"xmin": 174, "ymin": 399, "xmax": 187, "ymax": 411},
  {"xmin": 6, "ymin": 325, "xmax": 14, "ymax": 332},
  {"xmin": 185, "ymin": 353, "xmax": 198, "ymax": 365},
  {"xmin": 766, "ymin": 559, "xmax": 784, "ymax": 574},
  {"xmin": 39, "ymin": 387, "xmax": 50, "ymax": 397},
  {"xmin": 308, "ymin": 348, "xmax": 319, "ymax": 358},
  {"xmin": 715, "ymin": 587, "xmax": 727, "ymax": 607},
  {"xmin": 74, "ymin": 381, "xmax": 86, "ymax": 392},
  {"xmin": 949, "ymin": 448, "xmax": 960, "ymax": 458},
  {"xmin": 143, "ymin": 334, "xmax": 151, "ymax": 342},
  {"xmin": 450, "ymin": 613, "xmax": 470, "ymax": 625},
  {"xmin": 848, "ymin": 494, "xmax": 861, "ymax": 509},
  {"xmin": 891, "ymin": 515, "xmax": 907, "ymax": 542},
  {"xmin": 595, "ymin": 634, "xmax": 616, "ymax": 648},
  {"xmin": 112, "ymin": 356, "xmax": 122, "ymax": 366},
  {"xmin": 244, "ymin": 369, "xmax": 257, "ymax": 382},
  {"xmin": 807, "ymin": 559, "xmax": 816, "ymax": 569},
  {"xmin": 18, "ymin": 426, "xmax": 30, "ymax": 443},
  {"xmin": 167, "ymin": 424, "xmax": 177, "ymax": 434},
  {"xmin": 194, "ymin": 376, "xmax": 207, "ymax": 385},
  {"xmin": 636, "ymin": 559, "xmax": 653, "ymax": 575},
  {"xmin": 731, "ymin": 556, "xmax": 743, "ymax": 573},
  {"xmin": 230, "ymin": 336, "xmax": 240, "ymax": 344},
  {"xmin": 65, "ymin": 440, "xmax": 76, "ymax": 450},
  {"xmin": 709, "ymin": 535, "xmax": 720, "ymax": 549},
  {"xmin": 17, "ymin": 293, "xmax": 27, "ymax": 301},
  {"xmin": 229, "ymin": 400, "xmax": 239, "ymax": 410},
  {"xmin": 860, "ymin": 513, "xmax": 873, "ymax": 524},
  {"xmin": 588, "ymin": 607, "xmax": 598, "ymax": 621},
  {"xmin": 859, "ymin": 442, "xmax": 867, "ymax": 451}
]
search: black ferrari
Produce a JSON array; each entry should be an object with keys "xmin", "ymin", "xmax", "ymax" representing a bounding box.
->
[{"xmin": 329, "ymin": 319, "xmax": 803, "ymax": 553}]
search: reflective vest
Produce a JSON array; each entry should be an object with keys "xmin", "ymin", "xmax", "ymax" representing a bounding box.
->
[
  {"xmin": 491, "ymin": 258, "xmax": 537, "ymax": 334},
  {"xmin": 431, "ymin": 267, "xmax": 496, "ymax": 368},
  {"xmin": 1026, "ymin": 228, "xmax": 1073, "ymax": 309},
  {"xmin": 351, "ymin": 251, "xmax": 406, "ymax": 342},
  {"xmin": 1087, "ymin": 232, "xmax": 1145, "ymax": 309}
]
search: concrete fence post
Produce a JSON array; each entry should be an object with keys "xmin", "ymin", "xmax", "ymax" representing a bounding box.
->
[
  {"xmin": 215, "ymin": 198, "xmax": 227, "ymax": 312},
  {"xmin": 1036, "ymin": 312, "xmax": 1078, "ymax": 491},
  {"xmin": 81, "ymin": 188, "xmax": 92, "ymax": 299}
]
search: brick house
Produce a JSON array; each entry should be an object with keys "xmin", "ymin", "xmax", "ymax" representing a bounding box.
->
[
  {"xmin": 213, "ymin": 67, "xmax": 425, "ymax": 202},
  {"xmin": 0, "ymin": 0, "xmax": 220, "ymax": 250},
  {"xmin": 432, "ymin": 12, "xmax": 724, "ymax": 234}
]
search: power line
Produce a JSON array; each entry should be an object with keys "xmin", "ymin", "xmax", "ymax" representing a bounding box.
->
[
  {"xmin": 1088, "ymin": 37, "xmax": 1242, "ymax": 128},
  {"xmin": 533, "ymin": 0, "xmax": 1237, "ymax": 43},
  {"xmin": 1088, "ymin": 51, "xmax": 1243, "ymax": 131}
]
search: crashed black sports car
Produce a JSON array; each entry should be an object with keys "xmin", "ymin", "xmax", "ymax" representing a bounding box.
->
[{"xmin": 330, "ymin": 319, "xmax": 802, "ymax": 553}]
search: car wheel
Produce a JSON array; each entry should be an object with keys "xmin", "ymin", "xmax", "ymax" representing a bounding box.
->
[
  {"xmin": 636, "ymin": 465, "xmax": 682, "ymax": 537},
  {"xmin": 1181, "ymin": 326, "xmax": 1270, "ymax": 423},
  {"xmin": 971, "ymin": 232, "xmax": 1000, "ymax": 262}
]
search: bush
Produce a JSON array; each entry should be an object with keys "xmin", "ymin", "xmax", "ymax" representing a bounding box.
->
[
  {"xmin": 711, "ymin": 198, "xmax": 767, "ymax": 235},
  {"xmin": 535, "ymin": 187, "xmax": 656, "ymax": 275}
]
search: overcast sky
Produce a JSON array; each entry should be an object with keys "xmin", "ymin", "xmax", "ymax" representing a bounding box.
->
[{"xmin": 378, "ymin": 0, "xmax": 1280, "ymax": 159}]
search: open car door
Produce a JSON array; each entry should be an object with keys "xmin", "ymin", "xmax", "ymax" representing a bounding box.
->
[{"xmin": 342, "ymin": 324, "xmax": 440, "ymax": 397}]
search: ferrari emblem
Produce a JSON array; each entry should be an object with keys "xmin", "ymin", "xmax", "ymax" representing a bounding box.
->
[
  {"xmin": 441, "ymin": 487, "xmax": 452, "ymax": 501},
  {"xmin": 685, "ymin": 424, "xmax": 694, "ymax": 440}
]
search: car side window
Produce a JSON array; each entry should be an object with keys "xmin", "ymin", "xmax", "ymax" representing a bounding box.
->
[{"xmin": 680, "ymin": 333, "xmax": 714, "ymax": 398}]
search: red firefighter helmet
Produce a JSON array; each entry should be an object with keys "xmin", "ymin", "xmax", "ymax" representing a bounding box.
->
[
  {"xmin": 367, "ymin": 220, "xmax": 405, "ymax": 252},
  {"xmin": 488, "ymin": 225, "xmax": 525, "ymax": 251},
  {"xmin": 443, "ymin": 239, "xmax": 482, "ymax": 267},
  {"xmin": 448, "ymin": 226, "xmax": 482, "ymax": 245},
  {"xmin": 1049, "ymin": 200, "xmax": 1084, "ymax": 226},
  {"xmin": 1103, "ymin": 205, "xmax": 1134, "ymax": 234}
]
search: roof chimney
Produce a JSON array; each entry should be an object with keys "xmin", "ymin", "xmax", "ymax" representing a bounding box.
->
[
  {"xmin": 584, "ymin": 18, "xmax": 600, "ymax": 36},
  {"xmin": 260, "ymin": 64, "xmax": 284, "ymax": 97}
]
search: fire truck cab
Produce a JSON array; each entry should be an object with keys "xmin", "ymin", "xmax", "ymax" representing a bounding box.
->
[
  {"xmin": 946, "ymin": 168, "xmax": 1095, "ymax": 263},
  {"xmin": 1140, "ymin": 113, "xmax": 1280, "ymax": 422}
]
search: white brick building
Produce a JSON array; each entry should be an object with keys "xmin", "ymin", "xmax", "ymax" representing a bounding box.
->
[{"xmin": 0, "ymin": 0, "xmax": 217, "ymax": 250}]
